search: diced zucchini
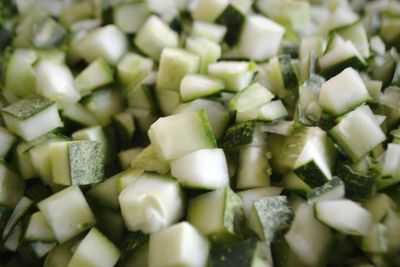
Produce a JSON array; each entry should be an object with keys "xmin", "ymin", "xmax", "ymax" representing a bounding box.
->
[
  {"xmin": 318, "ymin": 67, "xmax": 370, "ymax": 116},
  {"xmin": 31, "ymin": 16, "xmax": 66, "ymax": 49},
  {"xmin": 173, "ymin": 99, "xmax": 230, "ymax": 140},
  {"xmin": 134, "ymin": 15, "xmax": 179, "ymax": 61},
  {"xmin": 24, "ymin": 211, "xmax": 56, "ymax": 242},
  {"xmin": 86, "ymin": 174, "xmax": 120, "ymax": 210},
  {"xmin": 130, "ymin": 145, "xmax": 170, "ymax": 175},
  {"xmin": 249, "ymin": 196, "xmax": 293, "ymax": 243},
  {"xmin": 229, "ymin": 83, "xmax": 274, "ymax": 112},
  {"xmin": 67, "ymin": 228, "xmax": 120, "ymax": 267},
  {"xmin": 361, "ymin": 223, "xmax": 388, "ymax": 254},
  {"xmin": 156, "ymin": 48, "xmax": 200, "ymax": 91},
  {"xmin": 117, "ymin": 53, "xmax": 154, "ymax": 88},
  {"xmin": 148, "ymin": 110, "xmax": 216, "ymax": 160},
  {"xmin": 0, "ymin": 161, "xmax": 24, "ymax": 208},
  {"xmin": 113, "ymin": 2, "xmax": 150, "ymax": 33},
  {"xmin": 363, "ymin": 193, "xmax": 396, "ymax": 223},
  {"xmin": 119, "ymin": 173, "xmax": 184, "ymax": 233},
  {"xmin": 378, "ymin": 143, "xmax": 400, "ymax": 189},
  {"xmin": 210, "ymin": 238, "xmax": 271, "ymax": 267},
  {"xmin": 38, "ymin": 186, "xmax": 96, "ymax": 243},
  {"xmin": 3, "ymin": 49, "xmax": 37, "ymax": 98},
  {"xmin": 75, "ymin": 58, "xmax": 113, "ymax": 95},
  {"xmin": 285, "ymin": 203, "xmax": 332, "ymax": 267},
  {"xmin": 307, "ymin": 177, "xmax": 345, "ymax": 203},
  {"xmin": 190, "ymin": 0, "xmax": 229, "ymax": 22},
  {"xmin": 188, "ymin": 187, "xmax": 245, "ymax": 243},
  {"xmin": 30, "ymin": 241, "xmax": 57, "ymax": 258},
  {"xmin": 235, "ymin": 100, "xmax": 288, "ymax": 123},
  {"xmin": 220, "ymin": 121, "xmax": 264, "ymax": 150},
  {"xmin": 191, "ymin": 21, "xmax": 227, "ymax": 43},
  {"xmin": 118, "ymin": 148, "xmax": 143, "ymax": 170},
  {"xmin": 75, "ymin": 25, "xmax": 127, "ymax": 65},
  {"xmin": 333, "ymin": 20, "xmax": 370, "ymax": 58},
  {"xmin": 148, "ymin": 222, "xmax": 209, "ymax": 267},
  {"xmin": 50, "ymin": 141, "xmax": 104, "ymax": 186},
  {"xmin": 180, "ymin": 74, "xmax": 224, "ymax": 102},
  {"xmin": 2, "ymin": 196, "xmax": 33, "ymax": 240},
  {"xmin": 112, "ymin": 112, "xmax": 135, "ymax": 150},
  {"xmin": 44, "ymin": 239, "xmax": 75, "ymax": 267},
  {"xmin": 238, "ymin": 187, "xmax": 283, "ymax": 224},
  {"xmin": 3, "ymin": 222, "xmax": 23, "ymax": 252},
  {"xmin": 34, "ymin": 60, "xmax": 81, "ymax": 106},
  {"xmin": 2, "ymin": 96, "xmax": 63, "ymax": 141},
  {"xmin": 236, "ymin": 146, "xmax": 272, "ymax": 189},
  {"xmin": 208, "ymin": 61, "xmax": 256, "ymax": 92},
  {"xmin": 127, "ymin": 84, "xmax": 159, "ymax": 114},
  {"xmin": 117, "ymin": 168, "xmax": 145, "ymax": 193},
  {"xmin": 314, "ymin": 199, "xmax": 373, "ymax": 236},
  {"xmin": 62, "ymin": 103, "xmax": 98, "ymax": 128},
  {"xmin": 0, "ymin": 127, "xmax": 16, "ymax": 158},
  {"xmin": 171, "ymin": 148, "xmax": 229, "ymax": 189},
  {"xmin": 185, "ymin": 37, "xmax": 222, "ymax": 74},
  {"xmin": 330, "ymin": 105, "xmax": 386, "ymax": 162},
  {"xmin": 238, "ymin": 15, "xmax": 285, "ymax": 60}
]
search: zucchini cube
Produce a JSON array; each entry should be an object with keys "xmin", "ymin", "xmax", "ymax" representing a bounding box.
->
[
  {"xmin": 75, "ymin": 58, "xmax": 113, "ymax": 95},
  {"xmin": 134, "ymin": 15, "xmax": 179, "ymax": 61},
  {"xmin": 67, "ymin": 228, "xmax": 120, "ymax": 267},
  {"xmin": 156, "ymin": 48, "xmax": 200, "ymax": 91},
  {"xmin": 119, "ymin": 173, "xmax": 184, "ymax": 233},
  {"xmin": 0, "ymin": 127, "xmax": 16, "ymax": 157},
  {"xmin": 2, "ymin": 96, "xmax": 63, "ymax": 141},
  {"xmin": 149, "ymin": 222, "xmax": 209, "ymax": 267},
  {"xmin": 0, "ymin": 161, "xmax": 25, "ymax": 208},
  {"xmin": 148, "ymin": 110, "xmax": 217, "ymax": 161},
  {"xmin": 50, "ymin": 141, "xmax": 105, "ymax": 186},
  {"xmin": 38, "ymin": 186, "xmax": 96, "ymax": 243},
  {"xmin": 188, "ymin": 187, "xmax": 245, "ymax": 244}
]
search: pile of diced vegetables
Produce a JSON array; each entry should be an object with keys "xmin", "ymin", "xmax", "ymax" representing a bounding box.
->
[{"xmin": 1, "ymin": 0, "xmax": 400, "ymax": 266}]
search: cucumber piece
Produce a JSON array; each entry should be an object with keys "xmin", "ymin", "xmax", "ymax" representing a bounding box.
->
[
  {"xmin": 285, "ymin": 203, "xmax": 332, "ymax": 267},
  {"xmin": 335, "ymin": 163, "xmax": 376, "ymax": 200},
  {"xmin": 330, "ymin": 105, "xmax": 386, "ymax": 162},
  {"xmin": 130, "ymin": 145, "xmax": 170, "ymax": 175},
  {"xmin": 238, "ymin": 14, "xmax": 285, "ymax": 60},
  {"xmin": 216, "ymin": 4, "xmax": 246, "ymax": 46},
  {"xmin": 314, "ymin": 199, "xmax": 373, "ymax": 236},
  {"xmin": 3, "ymin": 49, "xmax": 37, "ymax": 98},
  {"xmin": 75, "ymin": 58, "xmax": 113, "ymax": 95},
  {"xmin": 190, "ymin": 0, "xmax": 229, "ymax": 22},
  {"xmin": 75, "ymin": 25, "xmax": 127, "ymax": 65},
  {"xmin": 210, "ymin": 238, "xmax": 271, "ymax": 267},
  {"xmin": 113, "ymin": 1, "xmax": 150, "ymax": 34},
  {"xmin": 238, "ymin": 187, "xmax": 283, "ymax": 224},
  {"xmin": 235, "ymin": 100, "xmax": 288, "ymax": 123},
  {"xmin": 333, "ymin": 20, "xmax": 370, "ymax": 58},
  {"xmin": 0, "ymin": 161, "xmax": 24, "ymax": 208},
  {"xmin": 236, "ymin": 145, "xmax": 272, "ymax": 189},
  {"xmin": 171, "ymin": 148, "xmax": 229, "ymax": 189},
  {"xmin": 134, "ymin": 15, "xmax": 179, "ymax": 61},
  {"xmin": 2, "ymin": 96, "xmax": 63, "ymax": 141},
  {"xmin": 208, "ymin": 61, "xmax": 256, "ymax": 92},
  {"xmin": 148, "ymin": 110, "xmax": 216, "ymax": 160},
  {"xmin": 378, "ymin": 143, "xmax": 400, "ymax": 189},
  {"xmin": 67, "ymin": 228, "xmax": 120, "ymax": 267},
  {"xmin": 0, "ymin": 127, "xmax": 16, "ymax": 158},
  {"xmin": 229, "ymin": 83, "xmax": 274, "ymax": 112},
  {"xmin": 249, "ymin": 196, "xmax": 293, "ymax": 244},
  {"xmin": 156, "ymin": 48, "xmax": 200, "ymax": 91},
  {"xmin": 119, "ymin": 173, "xmax": 184, "ymax": 233},
  {"xmin": 173, "ymin": 98, "xmax": 230, "ymax": 140},
  {"xmin": 191, "ymin": 21, "xmax": 227, "ymax": 43},
  {"xmin": 281, "ymin": 172, "xmax": 312, "ymax": 196},
  {"xmin": 34, "ymin": 60, "xmax": 81, "ymax": 106},
  {"xmin": 86, "ymin": 174, "xmax": 120, "ymax": 210},
  {"xmin": 180, "ymin": 74, "xmax": 225, "ymax": 102},
  {"xmin": 37, "ymin": 186, "xmax": 96, "ymax": 243},
  {"xmin": 117, "ymin": 53, "xmax": 154, "ymax": 88},
  {"xmin": 188, "ymin": 187, "xmax": 245, "ymax": 243},
  {"xmin": 220, "ymin": 121, "xmax": 264, "ymax": 150},
  {"xmin": 24, "ymin": 211, "xmax": 56, "ymax": 242},
  {"xmin": 148, "ymin": 222, "xmax": 209, "ymax": 267},
  {"xmin": 318, "ymin": 67, "xmax": 370, "ymax": 116},
  {"xmin": 307, "ymin": 177, "xmax": 345, "ymax": 203},
  {"xmin": 296, "ymin": 77, "xmax": 324, "ymax": 126},
  {"xmin": 50, "ymin": 141, "xmax": 104, "ymax": 186},
  {"xmin": 185, "ymin": 37, "xmax": 222, "ymax": 74},
  {"xmin": 2, "ymin": 197, "xmax": 33, "ymax": 241}
]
